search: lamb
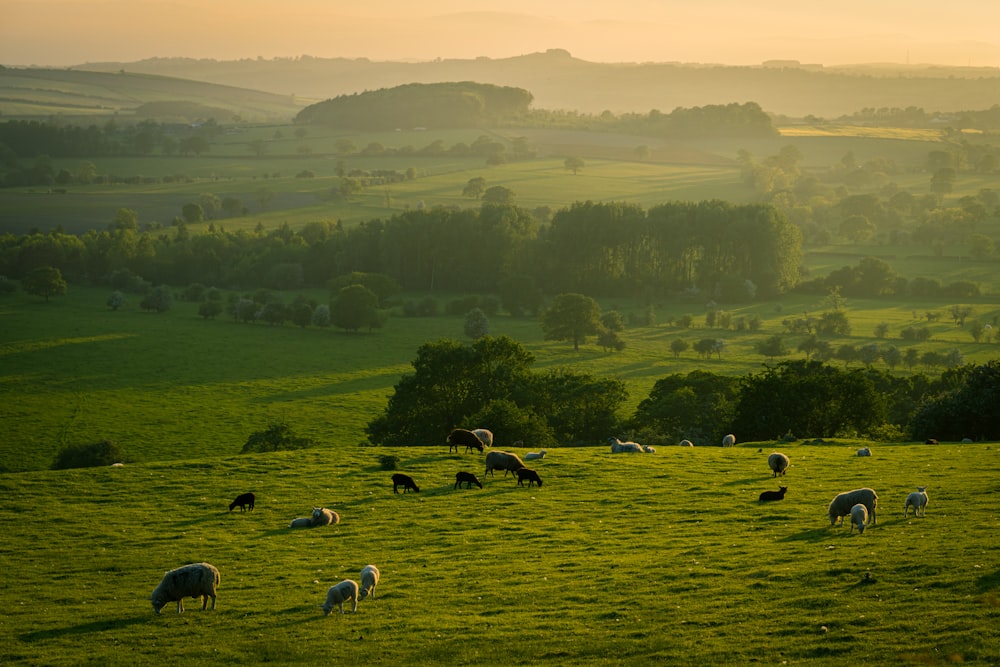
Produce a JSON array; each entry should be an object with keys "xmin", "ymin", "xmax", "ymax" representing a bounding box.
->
[
  {"xmin": 454, "ymin": 471, "xmax": 483, "ymax": 489},
  {"xmin": 228, "ymin": 492, "xmax": 255, "ymax": 512},
  {"xmin": 850, "ymin": 504, "xmax": 869, "ymax": 534},
  {"xmin": 321, "ymin": 579, "xmax": 359, "ymax": 615},
  {"xmin": 767, "ymin": 452, "xmax": 790, "ymax": 477},
  {"xmin": 471, "ymin": 428, "xmax": 493, "ymax": 448},
  {"xmin": 758, "ymin": 486, "xmax": 787, "ymax": 502},
  {"xmin": 857, "ymin": 447, "xmax": 872, "ymax": 457},
  {"xmin": 311, "ymin": 507, "xmax": 340, "ymax": 526},
  {"xmin": 289, "ymin": 517, "xmax": 313, "ymax": 528},
  {"xmin": 642, "ymin": 444, "xmax": 657, "ymax": 453},
  {"xmin": 722, "ymin": 433, "xmax": 736, "ymax": 447},
  {"xmin": 447, "ymin": 428, "xmax": 484, "ymax": 453},
  {"xmin": 359, "ymin": 564, "xmax": 380, "ymax": 601},
  {"xmin": 608, "ymin": 437, "xmax": 644, "ymax": 453},
  {"xmin": 524, "ymin": 450, "xmax": 547, "ymax": 461},
  {"xmin": 904, "ymin": 487, "xmax": 929, "ymax": 518},
  {"xmin": 150, "ymin": 562, "xmax": 220, "ymax": 614},
  {"xmin": 679, "ymin": 440, "xmax": 694, "ymax": 447},
  {"xmin": 828, "ymin": 488, "xmax": 878, "ymax": 527},
  {"xmin": 392, "ymin": 473, "xmax": 420, "ymax": 493},
  {"xmin": 484, "ymin": 450, "xmax": 526, "ymax": 477},
  {"xmin": 516, "ymin": 467, "xmax": 543, "ymax": 487}
]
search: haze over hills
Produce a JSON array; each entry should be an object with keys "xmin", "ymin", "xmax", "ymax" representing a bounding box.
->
[{"xmin": 63, "ymin": 50, "xmax": 1000, "ymax": 118}]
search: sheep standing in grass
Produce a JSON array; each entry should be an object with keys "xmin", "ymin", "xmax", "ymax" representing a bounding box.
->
[
  {"xmin": 471, "ymin": 428, "xmax": 493, "ymax": 448},
  {"xmin": 524, "ymin": 450, "xmax": 547, "ymax": 461},
  {"xmin": 228, "ymin": 492, "xmax": 255, "ymax": 512},
  {"xmin": 321, "ymin": 579, "xmax": 359, "ymax": 615},
  {"xmin": 829, "ymin": 488, "xmax": 878, "ymax": 527},
  {"xmin": 768, "ymin": 452, "xmax": 790, "ymax": 477},
  {"xmin": 516, "ymin": 467, "xmax": 543, "ymax": 487},
  {"xmin": 484, "ymin": 450, "xmax": 526, "ymax": 477},
  {"xmin": 609, "ymin": 437, "xmax": 644, "ymax": 453},
  {"xmin": 359, "ymin": 565, "xmax": 380, "ymax": 601},
  {"xmin": 454, "ymin": 471, "xmax": 483, "ymax": 489},
  {"xmin": 722, "ymin": 433, "xmax": 736, "ymax": 447},
  {"xmin": 904, "ymin": 487, "xmax": 929, "ymax": 518},
  {"xmin": 448, "ymin": 428, "xmax": 484, "ymax": 453},
  {"xmin": 850, "ymin": 504, "xmax": 869, "ymax": 534},
  {"xmin": 392, "ymin": 473, "xmax": 420, "ymax": 493},
  {"xmin": 311, "ymin": 507, "xmax": 340, "ymax": 526},
  {"xmin": 150, "ymin": 562, "xmax": 220, "ymax": 614}
]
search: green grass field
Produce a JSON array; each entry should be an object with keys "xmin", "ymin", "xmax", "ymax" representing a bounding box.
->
[{"xmin": 0, "ymin": 440, "xmax": 997, "ymax": 665}]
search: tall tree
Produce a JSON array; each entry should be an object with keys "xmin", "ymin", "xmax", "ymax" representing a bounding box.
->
[
  {"xmin": 540, "ymin": 293, "xmax": 602, "ymax": 350},
  {"xmin": 21, "ymin": 266, "xmax": 67, "ymax": 301}
]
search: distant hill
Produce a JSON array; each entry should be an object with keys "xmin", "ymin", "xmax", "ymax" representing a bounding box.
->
[{"xmin": 65, "ymin": 50, "xmax": 1000, "ymax": 118}]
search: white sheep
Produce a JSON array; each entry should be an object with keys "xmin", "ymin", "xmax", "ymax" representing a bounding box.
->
[
  {"xmin": 722, "ymin": 434, "xmax": 736, "ymax": 447},
  {"xmin": 850, "ymin": 504, "xmax": 869, "ymax": 534},
  {"xmin": 609, "ymin": 437, "xmax": 644, "ymax": 453},
  {"xmin": 321, "ymin": 579, "xmax": 359, "ymax": 615},
  {"xmin": 289, "ymin": 517, "xmax": 312, "ymax": 528},
  {"xmin": 828, "ymin": 488, "xmax": 878, "ymax": 527},
  {"xmin": 679, "ymin": 440, "xmax": 694, "ymax": 447},
  {"xmin": 471, "ymin": 428, "xmax": 494, "ymax": 448},
  {"xmin": 642, "ymin": 444, "xmax": 656, "ymax": 453},
  {"xmin": 311, "ymin": 507, "xmax": 340, "ymax": 526},
  {"xmin": 524, "ymin": 450, "xmax": 547, "ymax": 461},
  {"xmin": 359, "ymin": 564, "xmax": 380, "ymax": 601},
  {"xmin": 767, "ymin": 452, "xmax": 790, "ymax": 477},
  {"xmin": 150, "ymin": 562, "xmax": 220, "ymax": 614},
  {"xmin": 904, "ymin": 487, "xmax": 929, "ymax": 518},
  {"xmin": 857, "ymin": 447, "xmax": 872, "ymax": 457}
]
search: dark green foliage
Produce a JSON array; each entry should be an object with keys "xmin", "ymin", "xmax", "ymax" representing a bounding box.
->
[
  {"xmin": 330, "ymin": 284, "xmax": 384, "ymax": 332},
  {"xmin": 139, "ymin": 284, "xmax": 172, "ymax": 312},
  {"xmin": 910, "ymin": 361, "xmax": 1000, "ymax": 440},
  {"xmin": 0, "ymin": 275, "xmax": 18, "ymax": 294},
  {"xmin": 106, "ymin": 290, "xmax": 125, "ymax": 310},
  {"xmin": 241, "ymin": 420, "xmax": 314, "ymax": 454},
  {"xmin": 21, "ymin": 266, "xmax": 67, "ymax": 301},
  {"xmin": 540, "ymin": 293, "xmax": 602, "ymax": 350},
  {"xmin": 378, "ymin": 454, "xmax": 400, "ymax": 470},
  {"xmin": 632, "ymin": 370, "xmax": 739, "ymax": 445},
  {"xmin": 498, "ymin": 274, "xmax": 543, "ymax": 317},
  {"xmin": 327, "ymin": 272, "xmax": 400, "ymax": 306},
  {"xmin": 198, "ymin": 300, "xmax": 223, "ymax": 319},
  {"xmin": 51, "ymin": 439, "xmax": 126, "ymax": 469},
  {"xmin": 463, "ymin": 307, "xmax": 489, "ymax": 339}
]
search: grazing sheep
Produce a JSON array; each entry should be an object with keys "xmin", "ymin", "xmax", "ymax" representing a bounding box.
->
[
  {"xmin": 359, "ymin": 565, "xmax": 380, "ymax": 601},
  {"xmin": 454, "ymin": 471, "xmax": 483, "ymax": 489},
  {"xmin": 722, "ymin": 434, "xmax": 736, "ymax": 447},
  {"xmin": 392, "ymin": 473, "xmax": 420, "ymax": 494},
  {"xmin": 516, "ymin": 467, "xmax": 543, "ymax": 487},
  {"xmin": 857, "ymin": 447, "xmax": 872, "ymax": 457},
  {"xmin": 228, "ymin": 492, "xmax": 255, "ymax": 512},
  {"xmin": 850, "ymin": 504, "xmax": 869, "ymax": 534},
  {"xmin": 768, "ymin": 452, "xmax": 790, "ymax": 477},
  {"xmin": 311, "ymin": 507, "xmax": 340, "ymax": 526},
  {"xmin": 608, "ymin": 437, "xmax": 644, "ymax": 454},
  {"xmin": 484, "ymin": 450, "xmax": 526, "ymax": 477},
  {"xmin": 471, "ymin": 428, "xmax": 494, "ymax": 448},
  {"xmin": 758, "ymin": 486, "xmax": 787, "ymax": 502},
  {"xmin": 524, "ymin": 450, "xmax": 547, "ymax": 461},
  {"xmin": 448, "ymin": 428, "xmax": 484, "ymax": 453},
  {"xmin": 289, "ymin": 517, "xmax": 313, "ymax": 528},
  {"xmin": 904, "ymin": 487, "xmax": 929, "ymax": 518},
  {"xmin": 321, "ymin": 579, "xmax": 359, "ymax": 615},
  {"xmin": 679, "ymin": 440, "xmax": 694, "ymax": 447},
  {"xmin": 150, "ymin": 562, "xmax": 220, "ymax": 614},
  {"xmin": 829, "ymin": 488, "xmax": 878, "ymax": 527}
]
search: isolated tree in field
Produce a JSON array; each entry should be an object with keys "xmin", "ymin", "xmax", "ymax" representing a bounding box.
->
[
  {"xmin": 756, "ymin": 335, "xmax": 789, "ymax": 361},
  {"xmin": 540, "ymin": 293, "xmax": 602, "ymax": 350},
  {"xmin": 181, "ymin": 202, "xmax": 204, "ymax": 223},
  {"xmin": 949, "ymin": 304, "xmax": 974, "ymax": 327},
  {"xmin": 464, "ymin": 307, "xmax": 490, "ymax": 339},
  {"xmin": 140, "ymin": 285, "xmax": 172, "ymax": 313},
  {"xmin": 241, "ymin": 420, "xmax": 314, "ymax": 453},
  {"xmin": 110, "ymin": 207, "xmax": 138, "ymax": 232},
  {"xmin": 107, "ymin": 290, "xmax": 126, "ymax": 311},
  {"xmin": 21, "ymin": 266, "xmax": 67, "ymax": 301},
  {"xmin": 311, "ymin": 304, "xmax": 331, "ymax": 328},
  {"xmin": 462, "ymin": 177, "xmax": 487, "ymax": 198},
  {"xmin": 330, "ymin": 284, "xmax": 384, "ymax": 332},
  {"xmin": 564, "ymin": 156, "xmax": 585, "ymax": 175},
  {"xmin": 198, "ymin": 300, "xmax": 223, "ymax": 319},
  {"xmin": 670, "ymin": 338, "xmax": 689, "ymax": 358},
  {"xmin": 596, "ymin": 329, "xmax": 625, "ymax": 352}
]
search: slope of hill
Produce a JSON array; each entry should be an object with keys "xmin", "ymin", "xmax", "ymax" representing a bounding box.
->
[{"xmin": 67, "ymin": 50, "xmax": 1000, "ymax": 118}]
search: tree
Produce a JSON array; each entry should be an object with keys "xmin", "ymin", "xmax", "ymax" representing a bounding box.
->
[
  {"xmin": 540, "ymin": 293, "xmax": 602, "ymax": 350},
  {"xmin": 330, "ymin": 284, "xmax": 384, "ymax": 332},
  {"xmin": 21, "ymin": 266, "xmax": 67, "ymax": 301},
  {"xmin": 564, "ymin": 156, "xmax": 585, "ymax": 175},
  {"xmin": 632, "ymin": 370, "xmax": 740, "ymax": 446},
  {"xmin": 107, "ymin": 291, "xmax": 126, "ymax": 311},
  {"xmin": 756, "ymin": 335, "xmax": 789, "ymax": 361},
  {"xmin": 198, "ymin": 300, "xmax": 223, "ymax": 319},
  {"xmin": 140, "ymin": 285, "xmax": 172, "ymax": 313},
  {"xmin": 669, "ymin": 338, "xmax": 689, "ymax": 358},
  {"xmin": 482, "ymin": 185, "xmax": 515, "ymax": 205},
  {"xmin": 464, "ymin": 307, "xmax": 490, "ymax": 339},
  {"xmin": 181, "ymin": 202, "xmax": 204, "ymax": 223},
  {"xmin": 241, "ymin": 420, "xmax": 313, "ymax": 453},
  {"xmin": 596, "ymin": 329, "xmax": 625, "ymax": 352},
  {"xmin": 311, "ymin": 304, "xmax": 331, "ymax": 328},
  {"xmin": 462, "ymin": 177, "xmax": 487, "ymax": 198}
]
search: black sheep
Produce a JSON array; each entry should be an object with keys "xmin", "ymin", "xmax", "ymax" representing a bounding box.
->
[
  {"xmin": 229, "ymin": 492, "xmax": 255, "ymax": 512},
  {"xmin": 448, "ymin": 428, "xmax": 484, "ymax": 453},
  {"xmin": 392, "ymin": 473, "xmax": 420, "ymax": 494},
  {"xmin": 454, "ymin": 471, "xmax": 483, "ymax": 489},
  {"xmin": 516, "ymin": 468, "xmax": 543, "ymax": 488},
  {"xmin": 758, "ymin": 486, "xmax": 787, "ymax": 502}
]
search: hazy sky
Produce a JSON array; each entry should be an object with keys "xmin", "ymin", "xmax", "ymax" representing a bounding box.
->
[{"xmin": 3, "ymin": 0, "xmax": 1000, "ymax": 68}]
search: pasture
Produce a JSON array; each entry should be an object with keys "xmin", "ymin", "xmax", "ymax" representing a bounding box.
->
[{"xmin": 0, "ymin": 440, "xmax": 997, "ymax": 665}]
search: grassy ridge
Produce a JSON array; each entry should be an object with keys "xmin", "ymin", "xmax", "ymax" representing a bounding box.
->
[{"xmin": 0, "ymin": 441, "xmax": 997, "ymax": 665}]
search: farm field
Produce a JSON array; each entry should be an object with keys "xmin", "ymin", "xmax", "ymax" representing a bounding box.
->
[{"xmin": 0, "ymin": 440, "xmax": 997, "ymax": 665}]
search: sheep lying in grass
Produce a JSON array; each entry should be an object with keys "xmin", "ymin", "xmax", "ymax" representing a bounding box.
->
[
  {"xmin": 359, "ymin": 565, "xmax": 380, "ymax": 601},
  {"xmin": 642, "ymin": 444, "xmax": 656, "ymax": 453},
  {"xmin": 516, "ymin": 467, "xmax": 543, "ymax": 487},
  {"xmin": 150, "ymin": 562, "xmax": 220, "ymax": 614},
  {"xmin": 524, "ymin": 450, "xmax": 547, "ymax": 461},
  {"xmin": 484, "ymin": 450, "xmax": 526, "ymax": 477},
  {"xmin": 758, "ymin": 486, "xmax": 787, "ymax": 502},
  {"xmin": 829, "ymin": 488, "xmax": 878, "ymax": 527},
  {"xmin": 471, "ymin": 428, "xmax": 493, "ymax": 448},
  {"xmin": 722, "ymin": 433, "xmax": 736, "ymax": 447},
  {"xmin": 768, "ymin": 452, "xmax": 790, "ymax": 477},
  {"xmin": 679, "ymin": 439, "xmax": 694, "ymax": 447},
  {"xmin": 288, "ymin": 517, "xmax": 312, "ymax": 528},
  {"xmin": 850, "ymin": 504, "xmax": 869, "ymax": 534},
  {"xmin": 321, "ymin": 579, "xmax": 359, "ymax": 615},
  {"xmin": 904, "ymin": 487, "xmax": 929, "ymax": 518},
  {"xmin": 228, "ymin": 492, "xmax": 255, "ymax": 512},
  {"xmin": 311, "ymin": 507, "xmax": 340, "ymax": 526},
  {"xmin": 857, "ymin": 447, "xmax": 872, "ymax": 457},
  {"xmin": 448, "ymin": 428, "xmax": 484, "ymax": 453},
  {"xmin": 609, "ymin": 437, "xmax": 644, "ymax": 453},
  {"xmin": 392, "ymin": 473, "xmax": 420, "ymax": 493},
  {"xmin": 454, "ymin": 471, "xmax": 483, "ymax": 489}
]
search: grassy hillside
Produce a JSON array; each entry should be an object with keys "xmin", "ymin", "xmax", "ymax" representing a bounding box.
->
[{"xmin": 0, "ymin": 441, "xmax": 997, "ymax": 665}]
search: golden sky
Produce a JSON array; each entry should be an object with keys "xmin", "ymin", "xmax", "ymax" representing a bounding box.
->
[{"xmin": 3, "ymin": 0, "xmax": 999, "ymax": 67}]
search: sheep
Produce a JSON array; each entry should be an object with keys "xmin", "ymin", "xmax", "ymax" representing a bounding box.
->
[
  {"xmin": 904, "ymin": 487, "xmax": 929, "ymax": 518},
  {"xmin": 359, "ymin": 564, "xmax": 380, "ymax": 601},
  {"xmin": 961, "ymin": 437, "xmax": 973, "ymax": 444},
  {"xmin": 828, "ymin": 488, "xmax": 878, "ymax": 527},
  {"xmin": 289, "ymin": 517, "xmax": 313, "ymax": 528},
  {"xmin": 311, "ymin": 507, "xmax": 340, "ymax": 526},
  {"xmin": 516, "ymin": 467, "xmax": 543, "ymax": 487},
  {"xmin": 850, "ymin": 504, "xmax": 869, "ymax": 534},
  {"xmin": 857, "ymin": 447, "xmax": 872, "ymax": 457},
  {"xmin": 321, "ymin": 579, "xmax": 359, "ymax": 615},
  {"xmin": 642, "ymin": 444, "xmax": 657, "ymax": 453},
  {"xmin": 758, "ymin": 486, "xmax": 787, "ymax": 502},
  {"xmin": 471, "ymin": 428, "xmax": 493, "ymax": 448},
  {"xmin": 392, "ymin": 473, "xmax": 419, "ymax": 494},
  {"xmin": 925, "ymin": 438, "xmax": 939, "ymax": 444},
  {"xmin": 768, "ymin": 452, "xmax": 790, "ymax": 477},
  {"xmin": 722, "ymin": 434, "xmax": 736, "ymax": 447},
  {"xmin": 524, "ymin": 450, "xmax": 547, "ymax": 461},
  {"xmin": 447, "ymin": 428, "xmax": 484, "ymax": 453},
  {"xmin": 608, "ymin": 437, "xmax": 644, "ymax": 454},
  {"xmin": 484, "ymin": 450, "xmax": 526, "ymax": 477},
  {"xmin": 150, "ymin": 562, "xmax": 220, "ymax": 614},
  {"xmin": 679, "ymin": 440, "xmax": 694, "ymax": 447},
  {"xmin": 228, "ymin": 492, "xmax": 255, "ymax": 512},
  {"xmin": 454, "ymin": 471, "xmax": 483, "ymax": 489}
]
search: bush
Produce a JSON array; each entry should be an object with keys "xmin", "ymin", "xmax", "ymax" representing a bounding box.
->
[
  {"xmin": 378, "ymin": 454, "xmax": 401, "ymax": 470},
  {"xmin": 241, "ymin": 420, "xmax": 314, "ymax": 453},
  {"xmin": 51, "ymin": 440, "xmax": 127, "ymax": 469}
]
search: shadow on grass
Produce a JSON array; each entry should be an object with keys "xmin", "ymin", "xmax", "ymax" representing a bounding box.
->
[
  {"xmin": 777, "ymin": 527, "xmax": 832, "ymax": 543},
  {"xmin": 976, "ymin": 568, "xmax": 1000, "ymax": 593},
  {"xmin": 20, "ymin": 614, "xmax": 148, "ymax": 642}
]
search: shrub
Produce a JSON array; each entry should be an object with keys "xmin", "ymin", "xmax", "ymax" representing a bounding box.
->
[
  {"xmin": 241, "ymin": 421, "xmax": 314, "ymax": 454},
  {"xmin": 378, "ymin": 454, "xmax": 401, "ymax": 470},
  {"xmin": 51, "ymin": 440, "xmax": 127, "ymax": 469}
]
